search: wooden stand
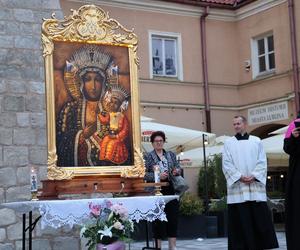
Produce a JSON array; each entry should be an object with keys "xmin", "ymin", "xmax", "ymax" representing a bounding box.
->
[{"xmin": 38, "ymin": 176, "xmax": 168, "ymax": 200}]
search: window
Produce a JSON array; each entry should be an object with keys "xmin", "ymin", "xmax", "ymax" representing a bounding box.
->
[
  {"xmin": 252, "ymin": 34, "xmax": 275, "ymax": 78},
  {"xmin": 149, "ymin": 31, "xmax": 182, "ymax": 80}
]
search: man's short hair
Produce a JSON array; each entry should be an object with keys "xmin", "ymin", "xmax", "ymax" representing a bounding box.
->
[{"xmin": 234, "ymin": 115, "xmax": 247, "ymax": 123}]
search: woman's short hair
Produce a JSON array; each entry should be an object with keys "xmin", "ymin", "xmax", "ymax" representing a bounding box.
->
[{"xmin": 150, "ymin": 131, "xmax": 166, "ymax": 143}]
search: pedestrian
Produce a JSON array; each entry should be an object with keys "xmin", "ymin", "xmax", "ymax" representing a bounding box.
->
[
  {"xmin": 144, "ymin": 131, "xmax": 181, "ymax": 250},
  {"xmin": 222, "ymin": 115, "xmax": 278, "ymax": 250},
  {"xmin": 283, "ymin": 113, "xmax": 300, "ymax": 250}
]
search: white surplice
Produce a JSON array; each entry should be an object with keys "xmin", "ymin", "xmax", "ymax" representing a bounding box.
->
[{"xmin": 222, "ymin": 135, "xmax": 267, "ymax": 204}]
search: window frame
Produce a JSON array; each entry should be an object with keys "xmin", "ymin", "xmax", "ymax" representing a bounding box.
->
[
  {"xmin": 149, "ymin": 30, "xmax": 183, "ymax": 81},
  {"xmin": 251, "ymin": 33, "xmax": 275, "ymax": 78}
]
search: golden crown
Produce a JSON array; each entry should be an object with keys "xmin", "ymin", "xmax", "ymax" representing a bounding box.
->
[
  {"xmin": 67, "ymin": 45, "xmax": 113, "ymax": 78},
  {"xmin": 110, "ymin": 84, "xmax": 129, "ymax": 102}
]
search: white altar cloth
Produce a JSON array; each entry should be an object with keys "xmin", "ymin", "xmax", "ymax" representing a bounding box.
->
[{"xmin": 1, "ymin": 195, "xmax": 178, "ymax": 229}]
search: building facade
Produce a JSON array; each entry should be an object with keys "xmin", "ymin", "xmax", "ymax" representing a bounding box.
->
[
  {"xmin": 0, "ymin": 0, "xmax": 298, "ymax": 248},
  {"xmin": 60, "ymin": 0, "xmax": 299, "ymax": 139}
]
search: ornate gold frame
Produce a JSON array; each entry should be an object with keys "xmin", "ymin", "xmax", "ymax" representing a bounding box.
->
[{"xmin": 42, "ymin": 5, "xmax": 144, "ymax": 180}]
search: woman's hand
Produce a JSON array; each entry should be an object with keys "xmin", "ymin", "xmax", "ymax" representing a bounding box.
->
[
  {"xmin": 152, "ymin": 165, "xmax": 160, "ymax": 171},
  {"xmin": 160, "ymin": 171, "xmax": 168, "ymax": 181},
  {"xmin": 172, "ymin": 168, "xmax": 181, "ymax": 176},
  {"xmin": 292, "ymin": 128, "xmax": 300, "ymax": 138}
]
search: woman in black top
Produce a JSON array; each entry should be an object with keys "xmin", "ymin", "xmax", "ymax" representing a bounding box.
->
[
  {"xmin": 283, "ymin": 117, "xmax": 300, "ymax": 250},
  {"xmin": 144, "ymin": 131, "xmax": 181, "ymax": 250}
]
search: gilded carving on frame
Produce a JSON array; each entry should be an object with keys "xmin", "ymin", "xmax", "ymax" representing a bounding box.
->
[{"xmin": 42, "ymin": 5, "xmax": 144, "ymax": 180}]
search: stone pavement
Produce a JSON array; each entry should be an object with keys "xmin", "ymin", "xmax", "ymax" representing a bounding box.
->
[{"xmin": 127, "ymin": 232, "xmax": 287, "ymax": 250}]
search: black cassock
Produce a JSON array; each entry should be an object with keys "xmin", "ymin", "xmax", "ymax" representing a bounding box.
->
[
  {"xmin": 228, "ymin": 201, "xmax": 278, "ymax": 250},
  {"xmin": 226, "ymin": 134, "xmax": 278, "ymax": 250},
  {"xmin": 283, "ymin": 135, "xmax": 300, "ymax": 250}
]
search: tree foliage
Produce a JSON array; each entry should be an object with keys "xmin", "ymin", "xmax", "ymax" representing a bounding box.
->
[{"xmin": 198, "ymin": 154, "xmax": 226, "ymax": 199}]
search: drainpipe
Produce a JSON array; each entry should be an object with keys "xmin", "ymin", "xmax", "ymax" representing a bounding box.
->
[
  {"xmin": 288, "ymin": 0, "xmax": 300, "ymax": 113},
  {"xmin": 200, "ymin": 6, "xmax": 211, "ymax": 132}
]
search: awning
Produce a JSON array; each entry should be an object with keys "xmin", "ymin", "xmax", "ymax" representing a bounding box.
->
[{"xmin": 141, "ymin": 119, "xmax": 215, "ymax": 153}]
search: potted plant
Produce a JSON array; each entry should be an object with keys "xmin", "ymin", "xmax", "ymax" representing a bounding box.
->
[
  {"xmin": 209, "ymin": 197, "xmax": 228, "ymax": 237},
  {"xmin": 80, "ymin": 200, "xmax": 134, "ymax": 250},
  {"xmin": 177, "ymin": 192, "xmax": 206, "ymax": 238},
  {"xmin": 198, "ymin": 154, "xmax": 226, "ymax": 238},
  {"xmin": 198, "ymin": 154, "xmax": 226, "ymax": 200}
]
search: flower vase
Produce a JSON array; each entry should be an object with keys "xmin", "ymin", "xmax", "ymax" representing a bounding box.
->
[{"xmin": 96, "ymin": 241, "xmax": 126, "ymax": 250}]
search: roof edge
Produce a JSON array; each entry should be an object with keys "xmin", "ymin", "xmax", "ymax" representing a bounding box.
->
[{"xmin": 157, "ymin": 0, "xmax": 256, "ymax": 10}]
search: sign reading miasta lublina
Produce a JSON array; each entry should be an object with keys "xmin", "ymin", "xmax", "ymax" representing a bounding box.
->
[{"xmin": 248, "ymin": 101, "xmax": 288, "ymax": 125}]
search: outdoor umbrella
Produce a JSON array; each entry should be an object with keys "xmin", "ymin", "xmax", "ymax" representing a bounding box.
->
[
  {"xmin": 262, "ymin": 133, "xmax": 288, "ymax": 166},
  {"xmin": 268, "ymin": 126, "xmax": 288, "ymax": 135},
  {"xmin": 141, "ymin": 119, "xmax": 215, "ymax": 153},
  {"xmin": 178, "ymin": 145, "xmax": 223, "ymax": 168},
  {"xmin": 262, "ymin": 134, "xmax": 287, "ymax": 158},
  {"xmin": 176, "ymin": 135, "xmax": 229, "ymax": 168}
]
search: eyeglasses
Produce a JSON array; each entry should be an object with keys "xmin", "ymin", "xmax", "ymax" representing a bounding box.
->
[{"xmin": 153, "ymin": 140, "xmax": 164, "ymax": 143}]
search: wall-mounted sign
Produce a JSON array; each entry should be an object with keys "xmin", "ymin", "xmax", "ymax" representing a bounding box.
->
[
  {"xmin": 248, "ymin": 101, "xmax": 288, "ymax": 125},
  {"xmin": 142, "ymin": 130, "xmax": 154, "ymax": 142}
]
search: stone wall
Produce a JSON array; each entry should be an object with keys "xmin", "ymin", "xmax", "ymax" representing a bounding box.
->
[{"xmin": 0, "ymin": 0, "xmax": 82, "ymax": 249}]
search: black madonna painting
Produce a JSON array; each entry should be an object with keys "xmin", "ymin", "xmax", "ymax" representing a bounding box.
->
[{"xmin": 54, "ymin": 42, "xmax": 133, "ymax": 167}]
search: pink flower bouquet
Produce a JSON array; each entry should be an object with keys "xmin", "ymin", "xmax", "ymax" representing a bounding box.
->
[{"xmin": 80, "ymin": 200, "xmax": 134, "ymax": 250}]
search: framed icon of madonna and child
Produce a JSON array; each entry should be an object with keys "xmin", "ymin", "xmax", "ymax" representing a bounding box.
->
[{"xmin": 42, "ymin": 5, "xmax": 144, "ymax": 180}]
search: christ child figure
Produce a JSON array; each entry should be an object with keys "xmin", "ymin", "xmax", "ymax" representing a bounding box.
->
[{"xmin": 98, "ymin": 85, "xmax": 130, "ymax": 164}]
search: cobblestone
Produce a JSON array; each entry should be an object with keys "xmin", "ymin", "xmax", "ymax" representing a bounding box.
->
[{"xmin": 129, "ymin": 232, "xmax": 287, "ymax": 250}]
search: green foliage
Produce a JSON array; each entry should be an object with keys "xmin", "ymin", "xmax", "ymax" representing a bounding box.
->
[
  {"xmin": 213, "ymin": 154, "xmax": 227, "ymax": 198},
  {"xmin": 209, "ymin": 197, "xmax": 227, "ymax": 212},
  {"xmin": 198, "ymin": 161, "xmax": 215, "ymax": 198},
  {"xmin": 179, "ymin": 192, "xmax": 204, "ymax": 216},
  {"xmin": 267, "ymin": 190, "xmax": 284, "ymax": 199},
  {"xmin": 198, "ymin": 154, "xmax": 227, "ymax": 199}
]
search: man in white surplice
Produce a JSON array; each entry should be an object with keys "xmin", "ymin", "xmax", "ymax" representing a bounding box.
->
[{"xmin": 222, "ymin": 115, "xmax": 278, "ymax": 250}]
